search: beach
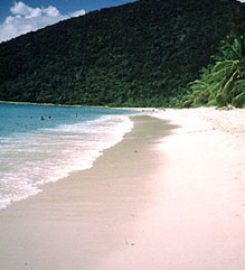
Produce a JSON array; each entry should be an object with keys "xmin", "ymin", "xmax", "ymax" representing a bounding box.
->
[{"xmin": 0, "ymin": 109, "xmax": 245, "ymax": 270}]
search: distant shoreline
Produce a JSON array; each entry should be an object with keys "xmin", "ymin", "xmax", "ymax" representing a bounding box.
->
[
  {"xmin": 0, "ymin": 100, "xmax": 108, "ymax": 108},
  {"xmin": 0, "ymin": 100, "xmax": 159, "ymax": 112}
]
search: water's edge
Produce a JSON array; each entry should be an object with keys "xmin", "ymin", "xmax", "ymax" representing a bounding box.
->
[{"xmin": 0, "ymin": 104, "xmax": 136, "ymax": 209}]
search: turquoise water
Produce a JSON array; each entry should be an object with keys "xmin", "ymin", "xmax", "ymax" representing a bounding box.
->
[{"xmin": 0, "ymin": 103, "xmax": 135, "ymax": 209}]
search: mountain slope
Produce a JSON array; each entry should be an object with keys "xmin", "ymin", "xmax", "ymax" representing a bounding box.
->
[{"xmin": 0, "ymin": 0, "xmax": 242, "ymax": 106}]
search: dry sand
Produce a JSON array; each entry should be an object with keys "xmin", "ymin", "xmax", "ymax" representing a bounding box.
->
[{"xmin": 0, "ymin": 109, "xmax": 244, "ymax": 270}]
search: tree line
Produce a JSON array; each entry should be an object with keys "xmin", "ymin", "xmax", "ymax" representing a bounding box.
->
[{"xmin": 0, "ymin": 0, "xmax": 243, "ymax": 107}]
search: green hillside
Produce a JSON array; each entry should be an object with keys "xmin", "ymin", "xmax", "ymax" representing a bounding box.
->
[{"xmin": 0, "ymin": 0, "xmax": 243, "ymax": 107}]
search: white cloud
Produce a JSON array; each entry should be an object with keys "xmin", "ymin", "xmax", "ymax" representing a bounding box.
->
[
  {"xmin": 70, "ymin": 9, "xmax": 87, "ymax": 18},
  {"xmin": 10, "ymin": 1, "xmax": 33, "ymax": 16},
  {"xmin": 0, "ymin": 1, "xmax": 85, "ymax": 43},
  {"xmin": 44, "ymin": 6, "xmax": 60, "ymax": 18}
]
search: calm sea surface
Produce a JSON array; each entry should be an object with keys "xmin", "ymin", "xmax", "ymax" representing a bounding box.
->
[{"xmin": 0, "ymin": 103, "xmax": 135, "ymax": 209}]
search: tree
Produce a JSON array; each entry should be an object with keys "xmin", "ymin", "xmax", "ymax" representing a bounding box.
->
[{"xmin": 186, "ymin": 37, "xmax": 245, "ymax": 108}]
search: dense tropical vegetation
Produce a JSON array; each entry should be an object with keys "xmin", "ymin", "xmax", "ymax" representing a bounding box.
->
[
  {"xmin": 184, "ymin": 37, "xmax": 245, "ymax": 107},
  {"xmin": 0, "ymin": 0, "xmax": 244, "ymax": 107}
]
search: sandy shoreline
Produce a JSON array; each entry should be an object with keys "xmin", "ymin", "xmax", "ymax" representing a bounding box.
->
[
  {"xmin": 0, "ymin": 116, "xmax": 173, "ymax": 270},
  {"xmin": 0, "ymin": 109, "xmax": 244, "ymax": 270}
]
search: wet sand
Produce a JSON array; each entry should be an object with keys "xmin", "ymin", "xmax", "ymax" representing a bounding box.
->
[
  {"xmin": 0, "ymin": 116, "xmax": 174, "ymax": 270},
  {"xmin": 0, "ymin": 111, "xmax": 244, "ymax": 270}
]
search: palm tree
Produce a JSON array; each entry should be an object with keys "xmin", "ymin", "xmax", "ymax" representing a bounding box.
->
[
  {"xmin": 213, "ymin": 37, "xmax": 245, "ymax": 107},
  {"xmin": 186, "ymin": 37, "xmax": 245, "ymax": 108}
]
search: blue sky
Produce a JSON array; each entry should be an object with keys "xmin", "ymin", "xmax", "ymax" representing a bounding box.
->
[{"xmin": 0, "ymin": 0, "xmax": 136, "ymax": 42}]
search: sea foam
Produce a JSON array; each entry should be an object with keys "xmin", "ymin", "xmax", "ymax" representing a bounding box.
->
[{"xmin": 0, "ymin": 113, "xmax": 133, "ymax": 209}]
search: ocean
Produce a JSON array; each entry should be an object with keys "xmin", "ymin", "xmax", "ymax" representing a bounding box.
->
[{"xmin": 0, "ymin": 103, "xmax": 135, "ymax": 209}]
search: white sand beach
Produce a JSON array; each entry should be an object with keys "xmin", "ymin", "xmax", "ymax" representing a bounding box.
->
[{"xmin": 0, "ymin": 108, "xmax": 244, "ymax": 270}]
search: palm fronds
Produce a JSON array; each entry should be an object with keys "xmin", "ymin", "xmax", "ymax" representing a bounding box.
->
[{"xmin": 185, "ymin": 37, "xmax": 245, "ymax": 108}]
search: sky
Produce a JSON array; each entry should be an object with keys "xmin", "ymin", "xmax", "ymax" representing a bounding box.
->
[{"xmin": 0, "ymin": 0, "xmax": 136, "ymax": 43}]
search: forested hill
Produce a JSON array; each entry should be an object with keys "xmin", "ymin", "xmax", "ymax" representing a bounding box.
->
[{"xmin": 0, "ymin": 0, "xmax": 242, "ymax": 107}]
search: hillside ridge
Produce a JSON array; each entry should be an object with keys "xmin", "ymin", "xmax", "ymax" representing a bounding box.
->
[{"xmin": 0, "ymin": 0, "xmax": 242, "ymax": 107}]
